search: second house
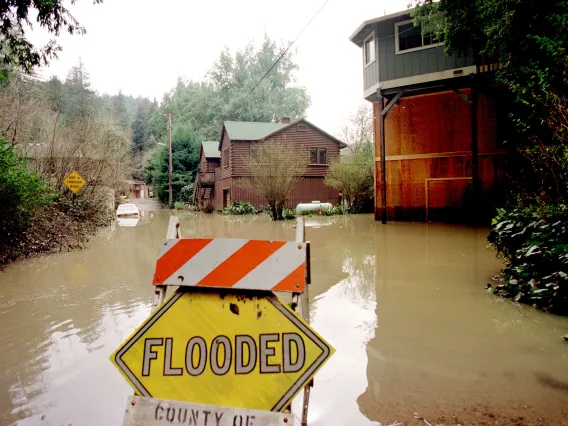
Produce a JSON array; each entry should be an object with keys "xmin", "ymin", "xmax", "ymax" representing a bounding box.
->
[{"xmin": 194, "ymin": 118, "xmax": 346, "ymax": 210}]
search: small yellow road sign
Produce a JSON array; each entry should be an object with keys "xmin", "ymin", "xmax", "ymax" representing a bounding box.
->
[
  {"xmin": 110, "ymin": 290, "xmax": 334, "ymax": 411},
  {"xmin": 62, "ymin": 170, "xmax": 86, "ymax": 194}
]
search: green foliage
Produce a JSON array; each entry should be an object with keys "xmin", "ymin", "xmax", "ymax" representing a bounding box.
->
[
  {"xmin": 174, "ymin": 201, "xmax": 186, "ymax": 210},
  {"xmin": 0, "ymin": 0, "xmax": 103, "ymax": 73},
  {"xmin": 178, "ymin": 184, "xmax": 194, "ymax": 204},
  {"xmin": 488, "ymin": 205, "xmax": 568, "ymax": 313},
  {"xmin": 323, "ymin": 205, "xmax": 348, "ymax": 216},
  {"xmin": 143, "ymin": 123, "xmax": 202, "ymax": 205},
  {"xmin": 147, "ymin": 35, "xmax": 310, "ymax": 141},
  {"xmin": 326, "ymin": 105, "xmax": 374, "ymax": 213},
  {"xmin": 0, "ymin": 139, "xmax": 55, "ymax": 253},
  {"xmin": 325, "ymin": 142, "xmax": 373, "ymax": 213},
  {"xmin": 282, "ymin": 208, "xmax": 296, "ymax": 220},
  {"xmin": 223, "ymin": 201, "xmax": 256, "ymax": 215}
]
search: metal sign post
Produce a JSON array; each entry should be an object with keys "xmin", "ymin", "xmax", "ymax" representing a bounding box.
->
[{"xmin": 110, "ymin": 214, "xmax": 333, "ymax": 425}]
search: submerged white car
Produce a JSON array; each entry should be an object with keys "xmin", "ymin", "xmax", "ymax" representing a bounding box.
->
[{"xmin": 116, "ymin": 203, "xmax": 140, "ymax": 217}]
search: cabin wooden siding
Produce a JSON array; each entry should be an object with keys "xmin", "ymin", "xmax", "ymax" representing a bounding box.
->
[
  {"xmin": 374, "ymin": 89, "xmax": 506, "ymax": 221},
  {"xmin": 361, "ymin": 15, "xmax": 475, "ymax": 92},
  {"xmin": 232, "ymin": 177, "xmax": 339, "ymax": 209},
  {"xmin": 213, "ymin": 177, "xmax": 232, "ymax": 210},
  {"xmin": 218, "ymin": 130, "xmax": 232, "ymax": 180},
  {"xmin": 230, "ymin": 124, "xmax": 341, "ymax": 177},
  {"xmin": 200, "ymin": 150, "xmax": 220, "ymax": 172}
]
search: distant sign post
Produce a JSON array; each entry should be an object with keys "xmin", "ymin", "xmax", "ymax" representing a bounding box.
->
[
  {"xmin": 62, "ymin": 170, "xmax": 86, "ymax": 194},
  {"xmin": 110, "ymin": 290, "xmax": 333, "ymax": 412}
]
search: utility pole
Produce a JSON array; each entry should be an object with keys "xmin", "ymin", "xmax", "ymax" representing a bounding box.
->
[{"xmin": 160, "ymin": 113, "xmax": 178, "ymax": 208}]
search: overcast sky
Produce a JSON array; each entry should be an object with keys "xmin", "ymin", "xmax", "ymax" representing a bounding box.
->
[{"xmin": 31, "ymin": 0, "xmax": 409, "ymax": 136}]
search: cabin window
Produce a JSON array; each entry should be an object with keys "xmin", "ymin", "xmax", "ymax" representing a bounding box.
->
[
  {"xmin": 309, "ymin": 147, "xmax": 327, "ymax": 165},
  {"xmin": 364, "ymin": 32, "xmax": 375, "ymax": 66},
  {"xmin": 395, "ymin": 19, "xmax": 441, "ymax": 54},
  {"xmin": 297, "ymin": 123, "xmax": 307, "ymax": 132}
]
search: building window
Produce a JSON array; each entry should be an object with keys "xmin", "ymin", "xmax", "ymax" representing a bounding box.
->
[
  {"xmin": 364, "ymin": 32, "xmax": 375, "ymax": 66},
  {"xmin": 395, "ymin": 19, "xmax": 441, "ymax": 54},
  {"xmin": 309, "ymin": 147, "xmax": 327, "ymax": 165},
  {"xmin": 297, "ymin": 123, "xmax": 307, "ymax": 132}
]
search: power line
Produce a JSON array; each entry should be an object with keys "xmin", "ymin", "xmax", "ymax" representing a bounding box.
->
[{"xmin": 245, "ymin": 0, "xmax": 329, "ymax": 100}]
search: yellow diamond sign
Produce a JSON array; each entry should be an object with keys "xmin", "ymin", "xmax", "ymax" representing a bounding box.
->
[
  {"xmin": 62, "ymin": 170, "xmax": 86, "ymax": 194},
  {"xmin": 110, "ymin": 290, "xmax": 334, "ymax": 411}
]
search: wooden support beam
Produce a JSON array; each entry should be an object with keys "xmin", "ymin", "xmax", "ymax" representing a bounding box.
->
[
  {"xmin": 451, "ymin": 87, "xmax": 474, "ymax": 104},
  {"xmin": 378, "ymin": 92, "xmax": 387, "ymax": 224},
  {"xmin": 471, "ymin": 79, "xmax": 479, "ymax": 224},
  {"xmin": 381, "ymin": 89, "xmax": 405, "ymax": 117}
]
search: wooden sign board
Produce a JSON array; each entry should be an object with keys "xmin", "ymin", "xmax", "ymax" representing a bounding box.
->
[
  {"xmin": 122, "ymin": 396, "xmax": 292, "ymax": 426},
  {"xmin": 62, "ymin": 170, "xmax": 86, "ymax": 194},
  {"xmin": 110, "ymin": 290, "xmax": 333, "ymax": 411},
  {"xmin": 153, "ymin": 239, "xmax": 307, "ymax": 292}
]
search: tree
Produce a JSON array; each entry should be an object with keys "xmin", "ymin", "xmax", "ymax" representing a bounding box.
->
[
  {"xmin": 0, "ymin": 0, "xmax": 103, "ymax": 73},
  {"xmin": 132, "ymin": 98, "xmax": 156, "ymax": 153},
  {"xmin": 111, "ymin": 90, "xmax": 130, "ymax": 131},
  {"xmin": 325, "ymin": 106, "xmax": 374, "ymax": 212},
  {"xmin": 144, "ymin": 123, "xmax": 201, "ymax": 205},
  {"xmin": 243, "ymin": 140, "xmax": 307, "ymax": 220},
  {"xmin": 64, "ymin": 59, "xmax": 94, "ymax": 123},
  {"xmin": 149, "ymin": 35, "xmax": 311, "ymax": 141}
]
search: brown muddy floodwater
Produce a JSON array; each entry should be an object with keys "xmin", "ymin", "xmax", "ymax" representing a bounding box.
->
[{"xmin": 1, "ymin": 209, "xmax": 568, "ymax": 426}]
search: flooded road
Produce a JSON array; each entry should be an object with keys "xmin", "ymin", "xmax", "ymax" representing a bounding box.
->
[{"xmin": 1, "ymin": 210, "xmax": 567, "ymax": 425}]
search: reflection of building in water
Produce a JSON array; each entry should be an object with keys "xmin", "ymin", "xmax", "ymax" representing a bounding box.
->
[{"xmin": 296, "ymin": 216, "xmax": 380, "ymax": 426}]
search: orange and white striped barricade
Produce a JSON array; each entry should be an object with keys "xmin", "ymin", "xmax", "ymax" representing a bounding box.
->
[{"xmin": 110, "ymin": 215, "xmax": 333, "ymax": 426}]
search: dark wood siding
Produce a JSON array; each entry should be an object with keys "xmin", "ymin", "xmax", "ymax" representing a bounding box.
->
[
  {"xmin": 231, "ymin": 177, "xmax": 339, "ymax": 209},
  {"xmin": 374, "ymin": 89, "xmax": 507, "ymax": 222},
  {"xmin": 199, "ymin": 149, "xmax": 207, "ymax": 173},
  {"xmin": 206, "ymin": 158, "xmax": 220, "ymax": 172},
  {"xmin": 213, "ymin": 177, "xmax": 232, "ymax": 210},
  {"xmin": 219, "ymin": 130, "xmax": 232, "ymax": 179},
  {"xmin": 231, "ymin": 123, "xmax": 341, "ymax": 177}
]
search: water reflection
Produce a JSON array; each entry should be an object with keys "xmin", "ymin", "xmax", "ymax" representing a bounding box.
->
[{"xmin": 1, "ymin": 214, "xmax": 567, "ymax": 426}]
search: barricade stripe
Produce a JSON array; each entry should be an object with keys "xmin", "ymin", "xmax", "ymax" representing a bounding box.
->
[
  {"xmin": 197, "ymin": 240, "xmax": 286, "ymax": 288},
  {"xmin": 272, "ymin": 264, "xmax": 305, "ymax": 292},
  {"xmin": 162, "ymin": 239, "xmax": 249, "ymax": 286},
  {"xmin": 153, "ymin": 239, "xmax": 212, "ymax": 284},
  {"xmin": 231, "ymin": 242, "xmax": 305, "ymax": 291}
]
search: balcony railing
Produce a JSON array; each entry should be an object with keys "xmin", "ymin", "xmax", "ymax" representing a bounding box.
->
[{"xmin": 199, "ymin": 171, "xmax": 215, "ymax": 184}]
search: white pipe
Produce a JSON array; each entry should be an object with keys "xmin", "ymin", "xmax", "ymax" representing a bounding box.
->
[{"xmin": 295, "ymin": 201, "xmax": 332, "ymax": 215}]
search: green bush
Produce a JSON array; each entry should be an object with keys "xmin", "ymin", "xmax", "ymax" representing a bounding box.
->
[
  {"xmin": 488, "ymin": 205, "xmax": 568, "ymax": 313},
  {"xmin": 224, "ymin": 201, "xmax": 256, "ymax": 215},
  {"xmin": 282, "ymin": 208, "xmax": 296, "ymax": 220},
  {"xmin": 178, "ymin": 184, "xmax": 194, "ymax": 204},
  {"xmin": 174, "ymin": 201, "xmax": 186, "ymax": 210},
  {"xmin": 0, "ymin": 139, "xmax": 55, "ymax": 247}
]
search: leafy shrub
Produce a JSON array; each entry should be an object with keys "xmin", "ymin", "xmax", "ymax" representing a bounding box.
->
[
  {"xmin": 282, "ymin": 208, "xmax": 296, "ymax": 220},
  {"xmin": 224, "ymin": 201, "xmax": 256, "ymax": 215},
  {"xmin": 488, "ymin": 205, "xmax": 568, "ymax": 313},
  {"xmin": 174, "ymin": 201, "xmax": 186, "ymax": 210},
  {"xmin": 178, "ymin": 184, "xmax": 194, "ymax": 204},
  {"xmin": 0, "ymin": 140, "xmax": 55, "ymax": 249},
  {"xmin": 323, "ymin": 205, "xmax": 348, "ymax": 216}
]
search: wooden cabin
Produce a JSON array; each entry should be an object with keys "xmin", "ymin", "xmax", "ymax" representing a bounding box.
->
[
  {"xmin": 350, "ymin": 9, "xmax": 507, "ymax": 223},
  {"xmin": 194, "ymin": 119, "xmax": 346, "ymax": 210},
  {"xmin": 193, "ymin": 141, "xmax": 221, "ymax": 206}
]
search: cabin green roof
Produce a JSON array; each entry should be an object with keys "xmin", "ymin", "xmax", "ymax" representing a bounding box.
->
[
  {"xmin": 223, "ymin": 121, "xmax": 288, "ymax": 141},
  {"xmin": 202, "ymin": 141, "xmax": 220, "ymax": 158}
]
